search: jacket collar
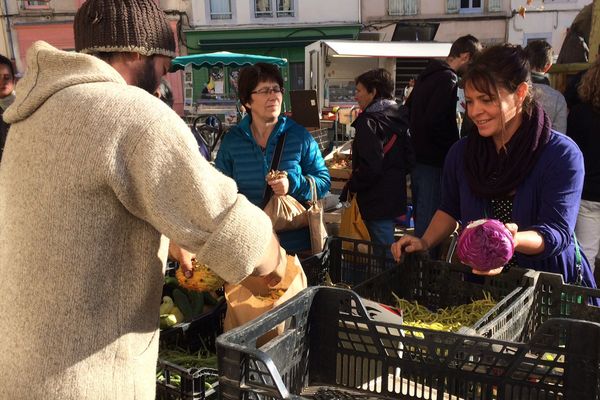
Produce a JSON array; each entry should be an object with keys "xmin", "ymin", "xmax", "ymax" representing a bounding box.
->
[
  {"xmin": 237, "ymin": 114, "xmax": 288, "ymax": 144},
  {"xmin": 531, "ymin": 71, "xmax": 550, "ymax": 85}
]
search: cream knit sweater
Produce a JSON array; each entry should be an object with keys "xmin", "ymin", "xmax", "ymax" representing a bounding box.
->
[{"xmin": 0, "ymin": 41, "xmax": 273, "ymax": 399}]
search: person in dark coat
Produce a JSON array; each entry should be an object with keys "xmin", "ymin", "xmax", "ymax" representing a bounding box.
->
[
  {"xmin": 564, "ymin": 43, "xmax": 599, "ymax": 110},
  {"xmin": 406, "ymin": 35, "xmax": 482, "ymax": 255},
  {"xmin": 346, "ymin": 68, "xmax": 414, "ymax": 247},
  {"xmin": 568, "ymin": 57, "xmax": 600, "ymax": 271},
  {"xmin": 0, "ymin": 53, "xmax": 16, "ymax": 163}
]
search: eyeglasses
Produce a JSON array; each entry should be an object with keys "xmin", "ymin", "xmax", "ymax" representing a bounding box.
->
[{"xmin": 251, "ymin": 86, "xmax": 284, "ymax": 96}]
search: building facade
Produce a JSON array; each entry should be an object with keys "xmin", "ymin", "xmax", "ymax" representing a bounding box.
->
[
  {"xmin": 361, "ymin": 0, "xmax": 511, "ymax": 45},
  {"xmin": 0, "ymin": 0, "xmax": 187, "ymax": 112},
  {"xmin": 508, "ymin": 0, "xmax": 593, "ymax": 52},
  {"xmin": 182, "ymin": 0, "xmax": 361, "ymax": 110}
]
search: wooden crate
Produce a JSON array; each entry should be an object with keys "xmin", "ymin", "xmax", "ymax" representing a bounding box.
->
[{"xmin": 327, "ymin": 167, "xmax": 351, "ymax": 193}]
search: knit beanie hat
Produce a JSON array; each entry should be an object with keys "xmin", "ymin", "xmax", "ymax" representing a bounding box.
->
[{"xmin": 74, "ymin": 0, "xmax": 176, "ymax": 58}]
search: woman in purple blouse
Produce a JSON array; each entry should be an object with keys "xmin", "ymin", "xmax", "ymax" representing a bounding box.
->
[{"xmin": 392, "ymin": 44, "xmax": 596, "ymax": 287}]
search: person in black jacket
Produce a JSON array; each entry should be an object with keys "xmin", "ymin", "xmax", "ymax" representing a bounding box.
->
[
  {"xmin": 568, "ymin": 56, "xmax": 600, "ymax": 271},
  {"xmin": 0, "ymin": 53, "xmax": 16, "ymax": 163},
  {"xmin": 406, "ymin": 34, "xmax": 481, "ymax": 253},
  {"xmin": 346, "ymin": 68, "xmax": 414, "ymax": 248}
]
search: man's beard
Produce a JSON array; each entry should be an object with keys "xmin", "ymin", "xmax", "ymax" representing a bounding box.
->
[{"xmin": 135, "ymin": 57, "xmax": 161, "ymax": 94}]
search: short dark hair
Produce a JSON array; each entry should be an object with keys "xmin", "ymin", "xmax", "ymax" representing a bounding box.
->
[
  {"xmin": 525, "ymin": 40, "xmax": 553, "ymax": 71},
  {"xmin": 238, "ymin": 62, "xmax": 284, "ymax": 107},
  {"xmin": 0, "ymin": 54, "xmax": 15, "ymax": 79},
  {"xmin": 448, "ymin": 34, "xmax": 482, "ymax": 59},
  {"xmin": 355, "ymin": 68, "xmax": 394, "ymax": 100}
]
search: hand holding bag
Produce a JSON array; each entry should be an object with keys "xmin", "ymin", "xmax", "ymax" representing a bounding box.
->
[{"xmin": 261, "ymin": 134, "xmax": 309, "ymax": 232}]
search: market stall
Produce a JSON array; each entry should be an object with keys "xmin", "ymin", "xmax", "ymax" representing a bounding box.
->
[
  {"xmin": 304, "ymin": 40, "xmax": 451, "ymax": 141},
  {"xmin": 170, "ymin": 51, "xmax": 289, "ymax": 126}
]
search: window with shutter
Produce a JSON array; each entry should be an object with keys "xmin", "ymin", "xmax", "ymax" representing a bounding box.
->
[
  {"xmin": 22, "ymin": 0, "xmax": 50, "ymax": 9},
  {"xmin": 277, "ymin": 0, "xmax": 294, "ymax": 17},
  {"xmin": 488, "ymin": 0, "xmax": 502, "ymax": 12},
  {"xmin": 255, "ymin": 0, "xmax": 273, "ymax": 17},
  {"xmin": 210, "ymin": 0, "xmax": 232, "ymax": 20},
  {"xmin": 405, "ymin": 0, "xmax": 418, "ymax": 15},
  {"xmin": 389, "ymin": 0, "xmax": 418, "ymax": 16},
  {"xmin": 389, "ymin": 0, "xmax": 405, "ymax": 15},
  {"xmin": 447, "ymin": 0, "xmax": 460, "ymax": 13}
]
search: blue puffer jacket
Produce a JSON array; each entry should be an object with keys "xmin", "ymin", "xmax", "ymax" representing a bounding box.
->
[{"xmin": 215, "ymin": 114, "xmax": 330, "ymax": 252}]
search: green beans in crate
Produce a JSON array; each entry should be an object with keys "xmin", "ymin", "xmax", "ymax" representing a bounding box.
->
[{"xmin": 303, "ymin": 238, "xmax": 536, "ymax": 341}]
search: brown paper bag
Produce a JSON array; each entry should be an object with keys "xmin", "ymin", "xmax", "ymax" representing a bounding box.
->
[
  {"xmin": 263, "ymin": 195, "xmax": 308, "ymax": 232},
  {"xmin": 339, "ymin": 194, "xmax": 370, "ymax": 254},
  {"xmin": 306, "ymin": 176, "xmax": 327, "ymax": 254},
  {"xmin": 223, "ymin": 255, "xmax": 308, "ymax": 346}
]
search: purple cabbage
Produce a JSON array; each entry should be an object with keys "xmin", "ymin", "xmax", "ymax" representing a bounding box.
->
[{"xmin": 456, "ymin": 219, "xmax": 515, "ymax": 271}]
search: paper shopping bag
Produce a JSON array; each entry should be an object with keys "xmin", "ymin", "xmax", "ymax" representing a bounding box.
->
[
  {"xmin": 263, "ymin": 195, "xmax": 308, "ymax": 232},
  {"xmin": 339, "ymin": 194, "xmax": 370, "ymax": 254},
  {"xmin": 306, "ymin": 176, "xmax": 327, "ymax": 254},
  {"xmin": 223, "ymin": 255, "xmax": 307, "ymax": 346}
]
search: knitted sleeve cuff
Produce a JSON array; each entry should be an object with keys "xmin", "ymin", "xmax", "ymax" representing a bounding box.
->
[{"xmin": 197, "ymin": 194, "xmax": 273, "ymax": 284}]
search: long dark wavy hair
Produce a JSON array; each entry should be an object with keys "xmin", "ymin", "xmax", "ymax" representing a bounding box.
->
[{"xmin": 578, "ymin": 57, "xmax": 600, "ymax": 111}]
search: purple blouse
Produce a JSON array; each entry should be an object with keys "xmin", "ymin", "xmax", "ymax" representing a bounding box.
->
[{"xmin": 440, "ymin": 131, "xmax": 596, "ymax": 287}]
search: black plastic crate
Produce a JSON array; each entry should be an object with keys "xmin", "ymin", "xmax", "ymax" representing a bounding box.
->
[
  {"xmin": 301, "ymin": 236, "xmax": 397, "ymax": 287},
  {"xmin": 159, "ymin": 298, "xmax": 226, "ymax": 352},
  {"xmin": 156, "ymin": 362, "xmax": 218, "ymax": 400},
  {"xmin": 521, "ymin": 271, "xmax": 600, "ymax": 342},
  {"xmin": 352, "ymin": 254, "xmax": 536, "ymax": 341},
  {"xmin": 157, "ymin": 297, "xmax": 226, "ymax": 400},
  {"xmin": 300, "ymin": 249, "xmax": 330, "ymax": 286},
  {"xmin": 217, "ymin": 286, "xmax": 600, "ymax": 400},
  {"xmin": 303, "ymin": 238, "xmax": 536, "ymax": 341}
]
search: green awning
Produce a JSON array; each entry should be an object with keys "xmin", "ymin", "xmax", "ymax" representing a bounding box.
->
[{"xmin": 170, "ymin": 51, "xmax": 288, "ymax": 72}]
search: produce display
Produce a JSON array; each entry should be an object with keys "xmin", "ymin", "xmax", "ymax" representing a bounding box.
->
[
  {"xmin": 325, "ymin": 152, "xmax": 351, "ymax": 169},
  {"xmin": 160, "ymin": 273, "xmax": 222, "ymax": 329},
  {"xmin": 392, "ymin": 291, "xmax": 497, "ymax": 332},
  {"xmin": 456, "ymin": 219, "xmax": 515, "ymax": 271},
  {"xmin": 175, "ymin": 259, "xmax": 225, "ymax": 292}
]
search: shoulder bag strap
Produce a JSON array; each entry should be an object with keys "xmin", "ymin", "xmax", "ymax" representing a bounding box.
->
[
  {"xmin": 260, "ymin": 133, "xmax": 286, "ymax": 209},
  {"xmin": 382, "ymin": 133, "xmax": 398, "ymax": 155},
  {"xmin": 306, "ymin": 175, "xmax": 318, "ymax": 205},
  {"xmin": 573, "ymin": 232, "xmax": 584, "ymax": 286}
]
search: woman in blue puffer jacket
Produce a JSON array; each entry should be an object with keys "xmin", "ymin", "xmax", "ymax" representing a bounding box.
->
[{"xmin": 215, "ymin": 62, "xmax": 330, "ymax": 254}]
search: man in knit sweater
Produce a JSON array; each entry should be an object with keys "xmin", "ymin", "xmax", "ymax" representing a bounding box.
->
[{"xmin": 0, "ymin": 0, "xmax": 285, "ymax": 399}]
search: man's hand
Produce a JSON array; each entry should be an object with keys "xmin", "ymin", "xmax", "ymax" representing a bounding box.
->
[
  {"xmin": 391, "ymin": 235, "xmax": 428, "ymax": 263},
  {"xmin": 168, "ymin": 241, "xmax": 195, "ymax": 278},
  {"xmin": 264, "ymin": 246, "xmax": 287, "ymax": 286},
  {"xmin": 267, "ymin": 176, "xmax": 289, "ymax": 196}
]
